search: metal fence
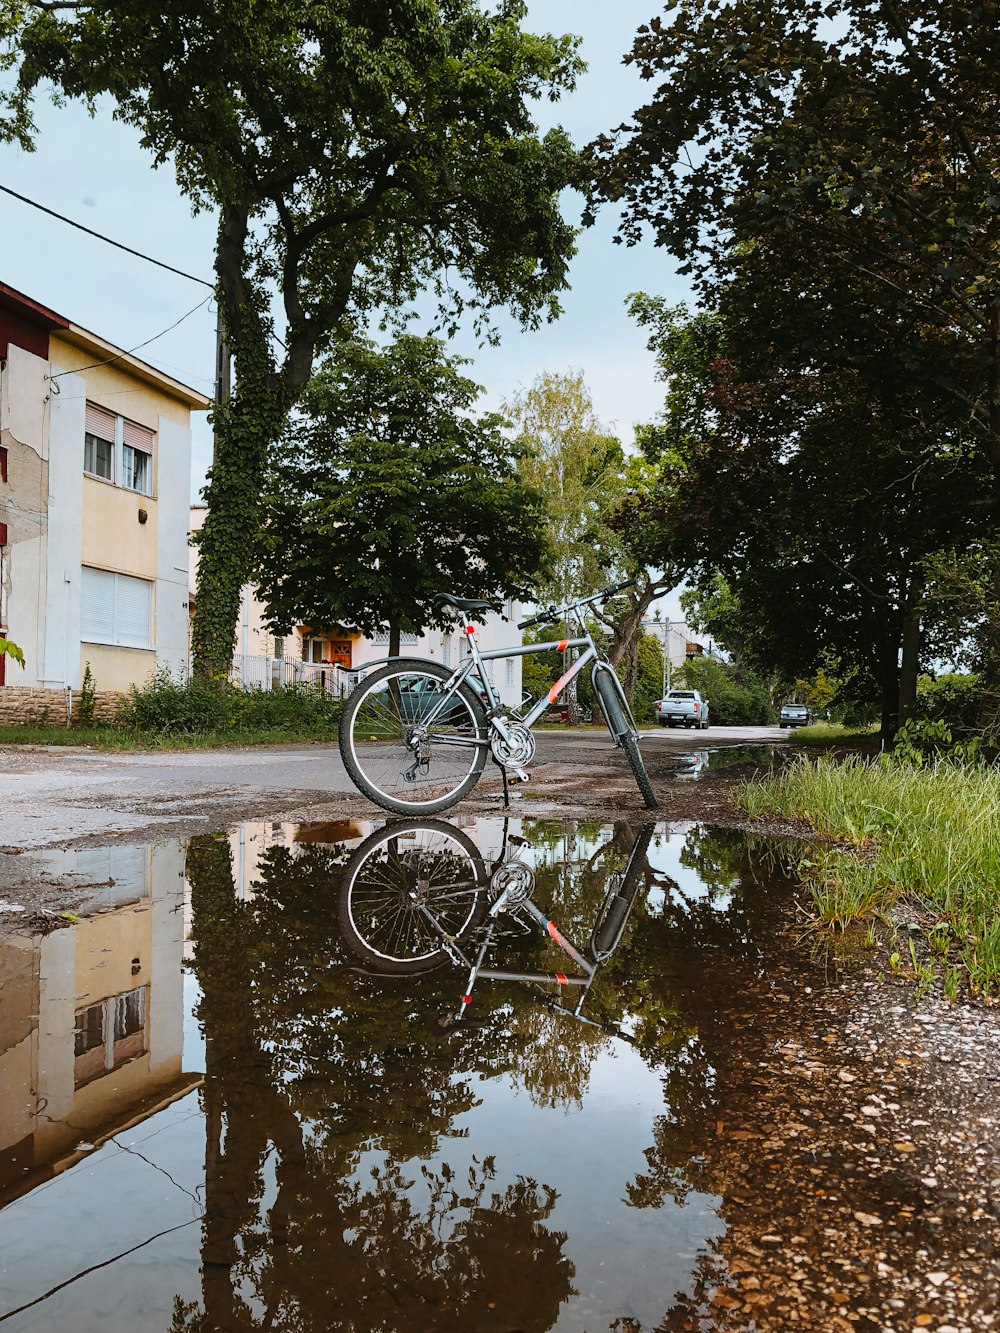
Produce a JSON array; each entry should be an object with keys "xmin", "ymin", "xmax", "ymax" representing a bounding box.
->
[{"xmin": 229, "ymin": 655, "xmax": 356, "ymax": 697}]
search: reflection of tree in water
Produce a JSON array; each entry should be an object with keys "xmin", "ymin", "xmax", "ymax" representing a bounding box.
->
[
  {"xmin": 603, "ymin": 827, "xmax": 800, "ymax": 1212},
  {"xmin": 180, "ymin": 833, "xmax": 576, "ymax": 1332}
]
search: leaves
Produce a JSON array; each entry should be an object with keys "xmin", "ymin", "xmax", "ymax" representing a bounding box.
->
[{"xmin": 256, "ymin": 334, "xmax": 548, "ymax": 642}]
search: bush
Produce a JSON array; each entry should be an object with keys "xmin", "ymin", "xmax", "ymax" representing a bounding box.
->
[
  {"xmin": 117, "ymin": 668, "xmax": 235, "ymax": 733},
  {"xmin": 682, "ymin": 656, "xmax": 773, "ymax": 726},
  {"xmin": 116, "ymin": 668, "xmax": 341, "ymax": 736},
  {"xmin": 914, "ymin": 672, "xmax": 983, "ymax": 735}
]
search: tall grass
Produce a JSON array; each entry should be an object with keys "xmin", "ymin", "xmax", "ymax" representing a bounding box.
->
[{"xmin": 739, "ymin": 754, "xmax": 1000, "ymax": 998}]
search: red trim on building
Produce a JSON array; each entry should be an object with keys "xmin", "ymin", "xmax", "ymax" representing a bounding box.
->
[{"xmin": 0, "ymin": 281, "xmax": 69, "ymax": 361}]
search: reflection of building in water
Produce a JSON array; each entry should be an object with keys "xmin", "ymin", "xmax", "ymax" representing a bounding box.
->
[{"xmin": 0, "ymin": 840, "xmax": 198, "ymax": 1207}]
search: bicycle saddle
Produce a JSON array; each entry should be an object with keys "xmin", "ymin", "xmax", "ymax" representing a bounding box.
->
[{"xmin": 433, "ymin": 592, "xmax": 496, "ymax": 613}]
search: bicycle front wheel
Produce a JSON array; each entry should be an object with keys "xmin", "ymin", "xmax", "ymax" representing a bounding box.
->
[
  {"xmin": 338, "ymin": 820, "xmax": 488, "ymax": 973},
  {"xmin": 622, "ymin": 733, "xmax": 658, "ymax": 809},
  {"xmin": 339, "ymin": 659, "xmax": 490, "ymax": 814}
]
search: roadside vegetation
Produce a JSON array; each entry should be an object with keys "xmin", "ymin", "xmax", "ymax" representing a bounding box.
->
[
  {"xmin": 0, "ymin": 671, "xmax": 342, "ymax": 750},
  {"xmin": 739, "ymin": 755, "xmax": 1000, "ymax": 999}
]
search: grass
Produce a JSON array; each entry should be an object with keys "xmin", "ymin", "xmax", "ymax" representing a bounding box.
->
[
  {"xmin": 0, "ymin": 673, "xmax": 343, "ymax": 750},
  {"xmin": 738, "ymin": 753, "xmax": 1000, "ymax": 999},
  {"xmin": 0, "ymin": 722, "xmax": 341, "ymax": 750},
  {"xmin": 784, "ymin": 721, "xmax": 882, "ymax": 748}
]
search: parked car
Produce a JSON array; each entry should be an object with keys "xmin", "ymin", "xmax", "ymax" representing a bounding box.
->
[
  {"xmin": 779, "ymin": 702, "xmax": 811, "ymax": 728},
  {"xmin": 369, "ymin": 672, "xmax": 490, "ymax": 724},
  {"xmin": 655, "ymin": 689, "xmax": 710, "ymax": 729}
]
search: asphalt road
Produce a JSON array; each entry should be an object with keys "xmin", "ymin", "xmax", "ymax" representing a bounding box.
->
[{"xmin": 0, "ymin": 726, "xmax": 791, "ymax": 852}]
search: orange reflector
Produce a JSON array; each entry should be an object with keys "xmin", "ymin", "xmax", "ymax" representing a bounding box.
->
[
  {"xmin": 556, "ymin": 973, "xmax": 568, "ymax": 986},
  {"xmin": 557, "ymin": 639, "xmax": 569, "ymax": 651}
]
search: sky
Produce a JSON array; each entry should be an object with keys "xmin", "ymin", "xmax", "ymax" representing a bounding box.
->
[{"xmin": 0, "ymin": 1, "xmax": 693, "ymax": 622}]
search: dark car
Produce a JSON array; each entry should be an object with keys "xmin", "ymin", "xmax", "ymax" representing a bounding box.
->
[
  {"xmin": 372, "ymin": 672, "xmax": 490, "ymax": 723},
  {"xmin": 779, "ymin": 702, "xmax": 811, "ymax": 728}
]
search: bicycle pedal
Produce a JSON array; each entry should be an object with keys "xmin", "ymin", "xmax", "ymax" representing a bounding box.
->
[{"xmin": 506, "ymin": 768, "xmax": 530, "ymax": 785}]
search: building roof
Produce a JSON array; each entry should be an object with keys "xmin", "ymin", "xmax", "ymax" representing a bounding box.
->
[{"xmin": 0, "ymin": 281, "xmax": 212, "ymax": 410}]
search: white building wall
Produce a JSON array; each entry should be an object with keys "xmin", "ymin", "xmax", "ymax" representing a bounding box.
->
[
  {"xmin": 0, "ymin": 344, "xmax": 52, "ymax": 687},
  {"xmin": 41, "ymin": 365, "xmax": 85, "ymax": 689},
  {"xmin": 155, "ymin": 416, "xmax": 194, "ymax": 676}
]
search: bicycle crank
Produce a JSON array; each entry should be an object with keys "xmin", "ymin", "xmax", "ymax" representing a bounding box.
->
[{"xmin": 490, "ymin": 722, "xmax": 535, "ymax": 769}]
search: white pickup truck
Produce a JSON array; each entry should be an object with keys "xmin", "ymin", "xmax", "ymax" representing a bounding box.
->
[{"xmin": 655, "ymin": 689, "xmax": 710, "ymax": 729}]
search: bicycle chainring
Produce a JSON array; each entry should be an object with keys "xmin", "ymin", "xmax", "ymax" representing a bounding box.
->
[
  {"xmin": 490, "ymin": 722, "xmax": 535, "ymax": 768},
  {"xmin": 489, "ymin": 859, "xmax": 535, "ymax": 909}
]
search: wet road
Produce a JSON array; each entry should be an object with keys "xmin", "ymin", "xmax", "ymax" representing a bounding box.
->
[{"xmin": 0, "ymin": 729, "xmax": 789, "ymax": 852}]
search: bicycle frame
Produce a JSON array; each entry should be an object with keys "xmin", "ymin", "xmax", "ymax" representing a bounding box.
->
[{"xmin": 391, "ymin": 596, "xmax": 640, "ymax": 741}]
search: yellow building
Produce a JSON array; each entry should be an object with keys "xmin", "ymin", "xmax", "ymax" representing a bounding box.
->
[
  {"xmin": 0, "ymin": 281, "xmax": 210, "ymax": 693},
  {"xmin": 0, "ymin": 840, "xmax": 197, "ymax": 1208}
]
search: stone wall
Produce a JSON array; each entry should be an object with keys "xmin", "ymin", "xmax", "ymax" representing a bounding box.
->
[{"xmin": 0, "ymin": 686, "xmax": 122, "ymax": 727}]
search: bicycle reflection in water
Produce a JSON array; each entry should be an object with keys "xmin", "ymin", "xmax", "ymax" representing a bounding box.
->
[{"xmin": 336, "ymin": 819, "xmax": 657, "ymax": 1037}]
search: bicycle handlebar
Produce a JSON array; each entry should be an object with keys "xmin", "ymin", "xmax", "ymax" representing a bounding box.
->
[{"xmin": 516, "ymin": 579, "xmax": 639, "ymax": 630}]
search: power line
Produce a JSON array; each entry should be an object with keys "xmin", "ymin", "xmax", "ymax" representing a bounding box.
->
[
  {"xmin": 0, "ymin": 182, "xmax": 213, "ymax": 288},
  {"xmin": 47, "ymin": 292, "xmax": 214, "ymax": 384}
]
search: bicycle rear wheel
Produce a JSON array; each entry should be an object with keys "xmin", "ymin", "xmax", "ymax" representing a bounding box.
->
[
  {"xmin": 622, "ymin": 733, "xmax": 657, "ymax": 809},
  {"xmin": 339, "ymin": 659, "xmax": 489, "ymax": 814},
  {"xmin": 338, "ymin": 820, "xmax": 488, "ymax": 973}
]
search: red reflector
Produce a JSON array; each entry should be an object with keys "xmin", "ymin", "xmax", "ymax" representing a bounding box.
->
[
  {"xmin": 557, "ymin": 639, "xmax": 569, "ymax": 651},
  {"xmin": 462, "ymin": 995, "xmax": 472, "ymax": 1005},
  {"xmin": 465, "ymin": 625, "xmax": 475, "ymax": 635},
  {"xmin": 555, "ymin": 973, "xmax": 568, "ymax": 986}
]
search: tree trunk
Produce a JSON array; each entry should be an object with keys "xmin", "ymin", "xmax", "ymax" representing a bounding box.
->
[
  {"xmin": 389, "ymin": 620, "xmax": 401, "ymax": 659},
  {"xmin": 897, "ymin": 571, "xmax": 924, "ymax": 729}
]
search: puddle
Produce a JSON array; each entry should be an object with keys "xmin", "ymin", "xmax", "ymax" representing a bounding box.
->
[
  {"xmin": 0, "ymin": 818, "xmax": 997, "ymax": 1330},
  {"xmin": 673, "ymin": 744, "xmax": 783, "ymax": 779}
]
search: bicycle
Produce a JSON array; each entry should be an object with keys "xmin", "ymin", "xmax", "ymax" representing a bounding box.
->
[
  {"xmin": 338, "ymin": 581, "xmax": 658, "ymax": 815},
  {"xmin": 336, "ymin": 818, "xmax": 654, "ymax": 1036}
]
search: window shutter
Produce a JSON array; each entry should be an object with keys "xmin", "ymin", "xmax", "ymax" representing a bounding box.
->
[
  {"xmin": 85, "ymin": 403, "xmax": 116, "ymax": 443},
  {"xmin": 122, "ymin": 420, "xmax": 154, "ymax": 450},
  {"xmin": 115, "ymin": 574, "xmax": 152, "ymax": 648},
  {"xmin": 81, "ymin": 566, "xmax": 116, "ymax": 643}
]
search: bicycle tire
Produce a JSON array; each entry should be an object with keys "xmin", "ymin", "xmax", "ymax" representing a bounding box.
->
[
  {"xmin": 591, "ymin": 826, "xmax": 655, "ymax": 958},
  {"xmin": 338, "ymin": 820, "xmax": 488, "ymax": 973},
  {"xmin": 621, "ymin": 733, "xmax": 658, "ymax": 809},
  {"xmin": 593, "ymin": 667, "xmax": 658, "ymax": 809},
  {"xmin": 339, "ymin": 659, "xmax": 489, "ymax": 815}
]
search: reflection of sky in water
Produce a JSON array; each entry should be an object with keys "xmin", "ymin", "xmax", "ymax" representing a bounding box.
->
[
  {"xmin": 647, "ymin": 825, "xmax": 736, "ymax": 913},
  {"xmin": 0, "ymin": 818, "xmax": 738, "ymax": 1332},
  {"xmin": 455, "ymin": 1048, "xmax": 723, "ymax": 1331}
]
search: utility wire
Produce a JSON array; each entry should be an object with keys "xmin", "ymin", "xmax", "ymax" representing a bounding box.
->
[
  {"xmin": 0, "ymin": 182, "xmax": 213, "ymax": 288},
  {"xmin": 47, "ymin": 292, "xmax": 214, "ymax": 384}
]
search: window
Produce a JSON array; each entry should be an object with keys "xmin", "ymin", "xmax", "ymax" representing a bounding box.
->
[
  {"xmin": 81, "ymin": 567, "xmax": 153, "ymax": 648},
  {"xmin": 84, "ymin": 403, "xmax": 116, "ymax": 481},
  {"xmin": 74, "ymin": 986, "xmax": 147, "ymax": 1087},
  {"xmin": 122, "ymin": 420, "xmax": 153, "ymax": 495},
  {"xmin": 84, "ymin": 403, "xmax": 154, "ymax": 495}
]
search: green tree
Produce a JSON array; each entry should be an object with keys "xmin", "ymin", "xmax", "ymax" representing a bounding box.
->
[
  {"xmin": 588, "ymin": 1, "xmax": 1000, "ymax": 714},
  {"xmin": 624, "ymin": 298, "xmax": 981, "ymax": 737},
  {"xmin": 507, "ymin": 370, "xmax": 679, "ymax": 713},
  {"xmin": 3, "ymin": 1, "xmax": 581, "ymax": 677},
  {"xmin": 256, "ymin": 335, "xmax": 547, "ymax": 655}
]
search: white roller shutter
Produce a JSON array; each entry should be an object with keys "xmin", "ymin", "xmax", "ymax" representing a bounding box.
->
[{"xmin": 81, "ymin": 567, "xmax": 152, "ymax": 648}]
